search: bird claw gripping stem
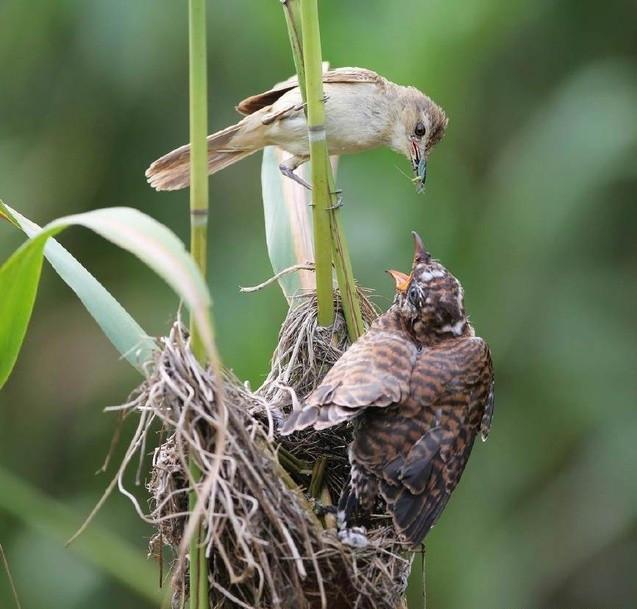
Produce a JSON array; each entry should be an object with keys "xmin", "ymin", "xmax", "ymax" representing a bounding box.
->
[
  {"xmin": 306, "ymin": 189, "xmax": 344, "ymax": 209},
  {"xmin": 327, "ymin": 190, "xmax": 344, "ymax": 210}
]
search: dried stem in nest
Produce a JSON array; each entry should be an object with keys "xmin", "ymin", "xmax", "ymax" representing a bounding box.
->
[{"xmin": 110, "ymin": 291, "xmax": 411, "ymax": 608}]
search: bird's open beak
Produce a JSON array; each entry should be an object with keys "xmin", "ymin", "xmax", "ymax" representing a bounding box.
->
[
  {"xmin": 387, "ymin": 269, "xmax": 411, "ymax": 293},
  {"xmin": 411, "ymin": 231, "xmax": 430, "ymax": 263},
  {"xmin": 410, "ymin": 141, "xmax": 427, "ymax": 193}
]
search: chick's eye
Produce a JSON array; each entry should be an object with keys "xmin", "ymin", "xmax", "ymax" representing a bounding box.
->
[
  {"xmin": 414, "ymin": 122, "xmax": 426, "ymax": 138},
  {"xmin": 408, "ymin": 284, "xmax": 421, "ymax": 305}
]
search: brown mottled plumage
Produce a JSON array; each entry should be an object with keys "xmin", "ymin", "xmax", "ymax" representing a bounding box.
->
[
  {"xmin": 281, "ymin": 232, "xmax": 494, "ymax": 547},
  {"xmin": 145, "ymin": 67, "xmax": 447, "ymax": 192}
]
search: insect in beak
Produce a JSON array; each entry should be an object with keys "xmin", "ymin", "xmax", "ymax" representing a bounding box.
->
[
  {"xmin": 410, "ymin": 141, "xmax": 427, "ymax": 193},
  {"xmin": 416, "ymin": 157, "xmax": 427, "ymax": 193}
]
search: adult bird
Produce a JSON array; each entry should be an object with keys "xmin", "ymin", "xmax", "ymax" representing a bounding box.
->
[
  {"xmin": 146, "ymin": 67, "xmax": 447, "ymax": 193},
  {"xmin": 280, "ymin": 232, "xmax": 494, "ymax": 546}
]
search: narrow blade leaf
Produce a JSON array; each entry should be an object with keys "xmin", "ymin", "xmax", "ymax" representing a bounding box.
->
[
  {"xmin": 0, "ymin": 205, "xmax": 215, "ymax": 388},
  {"xmin": 1, "ymin": 202, "xmax": 155, "ymax": 373},
  {"xmin": 261, "ymin": 146, "xmax": 316, "ymax": 301},
  {"xmin": 0, "ymin": 232, "xmax": 47, "ymax": 387}
]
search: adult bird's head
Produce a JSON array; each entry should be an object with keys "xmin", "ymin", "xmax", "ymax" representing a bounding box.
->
[
  {"xmin": 389, "ymin": 89, "xmax": 448, "ymax": 193},
  {"xmin": 387, "ymin": 231, "xmax": 468, "ymax": 338}
]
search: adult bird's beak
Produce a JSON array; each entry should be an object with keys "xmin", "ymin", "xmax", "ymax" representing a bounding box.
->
[
  {"xmin": 410, "ymin": 141, "xmax": 427, "ymax": 193},
  {"xmin": 387, "ymin": 269, "xmax": 411, "ymax": 293}
]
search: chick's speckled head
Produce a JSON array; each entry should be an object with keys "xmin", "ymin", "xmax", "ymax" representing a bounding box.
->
[{"xmin": 388, "ymin": 232, "xmax": 468, "ymax": 338}]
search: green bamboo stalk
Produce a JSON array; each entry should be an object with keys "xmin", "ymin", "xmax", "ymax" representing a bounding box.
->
[
  {"xmin": 299, "ymin": 0, "xmax": 333, "ymax": 326},
  {"xmin": 326, "ymin": 169, "xmax": 365, "ymax": 339},
  {"xmin": 282, "ymin": 0, "xmax": 364, "ymax": 340},
  {"xmin": 188, "ymin": 0, "xmax": 209, "ymax": 288},
  {"xmin": 281, "ymin": 0, "xmax": 306, "ymax": 98},
  {"xmin": 188, "ymin": 0, "xmax": 210, "ymax": 608},
  {"xmin": 279, "ymin": 4, "xmax": 419, "ymax": 608}
]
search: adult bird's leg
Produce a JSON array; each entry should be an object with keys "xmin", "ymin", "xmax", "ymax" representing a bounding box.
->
[
  {"xmin": 279, "ymin": 154, "xmax": 311, "ymax": 189},
  {"xmin": 279, "ymin": 153, "xmax": 344, "ymax": 208}
]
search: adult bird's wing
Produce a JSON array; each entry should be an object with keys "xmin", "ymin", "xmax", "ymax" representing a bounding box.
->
[
  {"xmin": 279, "ymin": 320, "xmax": 418, "ymax": 435},
  {"xmin": 359, "ymin": 336, "xmax": 494, "ymax": 545},
  {"xmin": 236, "ymin": 67, "xmax": 383, "ymax": 115}
]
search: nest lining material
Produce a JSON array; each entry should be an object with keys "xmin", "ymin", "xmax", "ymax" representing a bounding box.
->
[{"xmin": 116, "ymin": 291, "xmax": 414, "ymax": 609}]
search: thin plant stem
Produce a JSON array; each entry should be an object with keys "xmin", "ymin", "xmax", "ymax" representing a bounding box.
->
[
  {"xmin": 188, "ymin": 0, "xmax": 210, "ymax": 608},
  {"xmin": 188, "ymin": 0, "xmax": 209, "ymax": 288},
  {"xmin": 299, "ymin": 0, "xmax": 334, "ymax": 326},
  {"xmin": 277, "ymin": 446, "xmax": 313, "ymax": 475},
  {"xmin": 282, "ymin": 0, "xmax": 306, "ymax": 98},
  {"xmin": 0, "ymin": 544, "xmax": 23, "ymax": 609},
  {"xmin": 319, "ymin": 486, "xmax": 337, "ymax": 529},
  {"xmin": 239, "ymin": 262, "xmax": 315, "ymax": 293},
  {"xmin": 327, "ymin": 167, "xmax": 365, "ymax": 339},
  {"xmin": 282, "ymin": 0, "xmax": 363, "ymax": 340},
  {"xmin": 308, "ymin": 455, "xmax": 327, "ymax": 498}
]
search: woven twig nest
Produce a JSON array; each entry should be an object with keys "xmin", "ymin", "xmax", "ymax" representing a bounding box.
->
[{"xmin": 118, "ymin": 291, "xmax": 413, "ymax": 609}]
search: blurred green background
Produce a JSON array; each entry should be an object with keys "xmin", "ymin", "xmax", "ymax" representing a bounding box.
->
[{"xmin": 1, "ymin": 0, "xmax": 636, "ymax": 607}]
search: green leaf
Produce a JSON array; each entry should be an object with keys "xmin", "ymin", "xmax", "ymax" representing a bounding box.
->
[
  {"xmin": 261, "ymin": 146, "xmax": 316, "ymax": 302},
  {"xmin": 0, "ymin": 205, "xmax": 215, "ymax": 389},
  {"xmin": 0, "ymin": 230, "xmax": 48, "ymax": 388},
  {"xmin": 0, "ymin": 202, "xmax": 156, "ymax": 374},
  {"xmin": 0, "ymin": 203, "xmax": 20, "ymax": 228}
]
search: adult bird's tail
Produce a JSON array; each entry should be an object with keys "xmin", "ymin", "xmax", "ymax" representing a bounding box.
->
[{"xmin": 145, "ymin": 118, "xmax": 264, "ymax": 191}]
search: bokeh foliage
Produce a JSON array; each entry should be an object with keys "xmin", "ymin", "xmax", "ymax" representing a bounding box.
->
[{"xmin": 1, "ymin": 0, "xmax": 636, "ymax": 607}]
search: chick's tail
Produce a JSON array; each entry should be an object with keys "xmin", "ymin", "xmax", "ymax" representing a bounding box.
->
[{"xmin": 145, "ymin": 116, "xmax": 266, "ymax": 191}]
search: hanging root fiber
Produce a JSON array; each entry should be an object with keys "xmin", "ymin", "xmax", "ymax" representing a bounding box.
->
[{"xmin": 114, "ymin": 290, "xmax": 413, "ymax": 609}]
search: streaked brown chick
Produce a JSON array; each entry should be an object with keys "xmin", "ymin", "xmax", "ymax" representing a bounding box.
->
[{"xmin": 280, "ymin": 231, "xmax": 494, "ymax": 547}]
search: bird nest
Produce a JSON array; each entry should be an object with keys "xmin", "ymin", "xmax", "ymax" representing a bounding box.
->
[{"xmin": 114, "ymin": 290, "xmax": 414, "ymax": 609}]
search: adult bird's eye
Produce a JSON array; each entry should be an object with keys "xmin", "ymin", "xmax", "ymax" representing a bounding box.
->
[{"xmin": 414, "ymin": 122, "xmax": 426, "ymax": 138}]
